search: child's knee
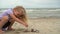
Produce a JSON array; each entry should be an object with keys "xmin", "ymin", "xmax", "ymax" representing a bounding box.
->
[{"xmin": 2, "ymin": 16, "xmax": 9, "ymax": 21}]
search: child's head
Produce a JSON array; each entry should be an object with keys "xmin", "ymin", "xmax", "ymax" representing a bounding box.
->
[
  {"xmin": 13, "ymin": 6, "xmax": 25, "ymax": 16},
  {"xmin": 13, "ymin": 6, "xmax": 27, "ymax": 22}
]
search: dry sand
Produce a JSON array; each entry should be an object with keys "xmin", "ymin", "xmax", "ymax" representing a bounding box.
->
[{"xmin": 4, "ymin": 18, "xmax": 60, "ymax": 34}]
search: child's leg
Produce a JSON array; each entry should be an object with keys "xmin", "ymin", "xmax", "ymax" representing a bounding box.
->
[
  {"xmin": 0, "ymin": 16, "xmax": 9, "ymax": 31},
  {"xmin": 7, "ymin": 18, "xmax": 24, "ymax": 30},
  {"xmin": 8, "ymin": 19, "xmax": 15, "ymax": 30},
  {"xmin": 2, "ymin": 21, "xmax": 11, "ymax": 31}
]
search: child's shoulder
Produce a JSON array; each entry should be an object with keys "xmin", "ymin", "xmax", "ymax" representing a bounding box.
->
[
  {"xmin": 6, "ymin": 9, "xmax": 12, "ymax": 11},
  {"xmin": 4, "ymin": 9, "xmax": 12, "ymax": 12}
]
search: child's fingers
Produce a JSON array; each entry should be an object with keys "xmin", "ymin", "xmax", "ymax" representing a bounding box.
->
[
  {"xmin": 24, "ymin": 24, "xmax": 28, "ymax": 27},
  {"xmin": 25, "ymin": 24, "xmax": 28, "ymax": 27}
]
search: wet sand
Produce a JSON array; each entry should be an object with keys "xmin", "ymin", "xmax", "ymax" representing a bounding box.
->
[{"xmin": 4, "ymin": 18, "xmax": 60, "ymax": 34}]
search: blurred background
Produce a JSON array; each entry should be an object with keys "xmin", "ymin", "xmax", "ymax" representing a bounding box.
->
[
  {"xmin": 0, "ymin": 0, "xmax": 60, "ymax": 34},
  {"xmin": 0, "ymin": 0, "xmax": 60, "ymax": 18}
]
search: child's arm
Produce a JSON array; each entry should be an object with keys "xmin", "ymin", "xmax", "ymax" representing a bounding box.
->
[
  {"xmin": 9, "ymin": 14, "xmax": 28, "ymax": 27},
  {"xmin": 18, "ymin": 17, "xmax": 28, "ymax": 25}
]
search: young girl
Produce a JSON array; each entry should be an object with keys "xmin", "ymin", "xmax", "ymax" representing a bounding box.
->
[{"xmin": 0, "ymin": 6, "xmax": 28, "ymax": 32}]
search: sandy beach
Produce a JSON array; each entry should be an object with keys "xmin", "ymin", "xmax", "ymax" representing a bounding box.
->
[{"xmin": 3, "ymin": 18, "xmax": 60, "ymax": 34}]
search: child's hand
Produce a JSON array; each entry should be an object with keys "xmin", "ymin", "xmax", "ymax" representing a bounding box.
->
[
  {"xmin": 25, "ymin": 24, "xmax": 28, "ymax": 27},
  {"xmin": 24, "ymin": 23, "xmax": 28, "ymax": 27}
]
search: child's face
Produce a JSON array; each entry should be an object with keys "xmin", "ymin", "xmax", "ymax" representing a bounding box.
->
[{"xmin": 13, "ymin": 10, "xmax": 23, "ymax": 17}]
